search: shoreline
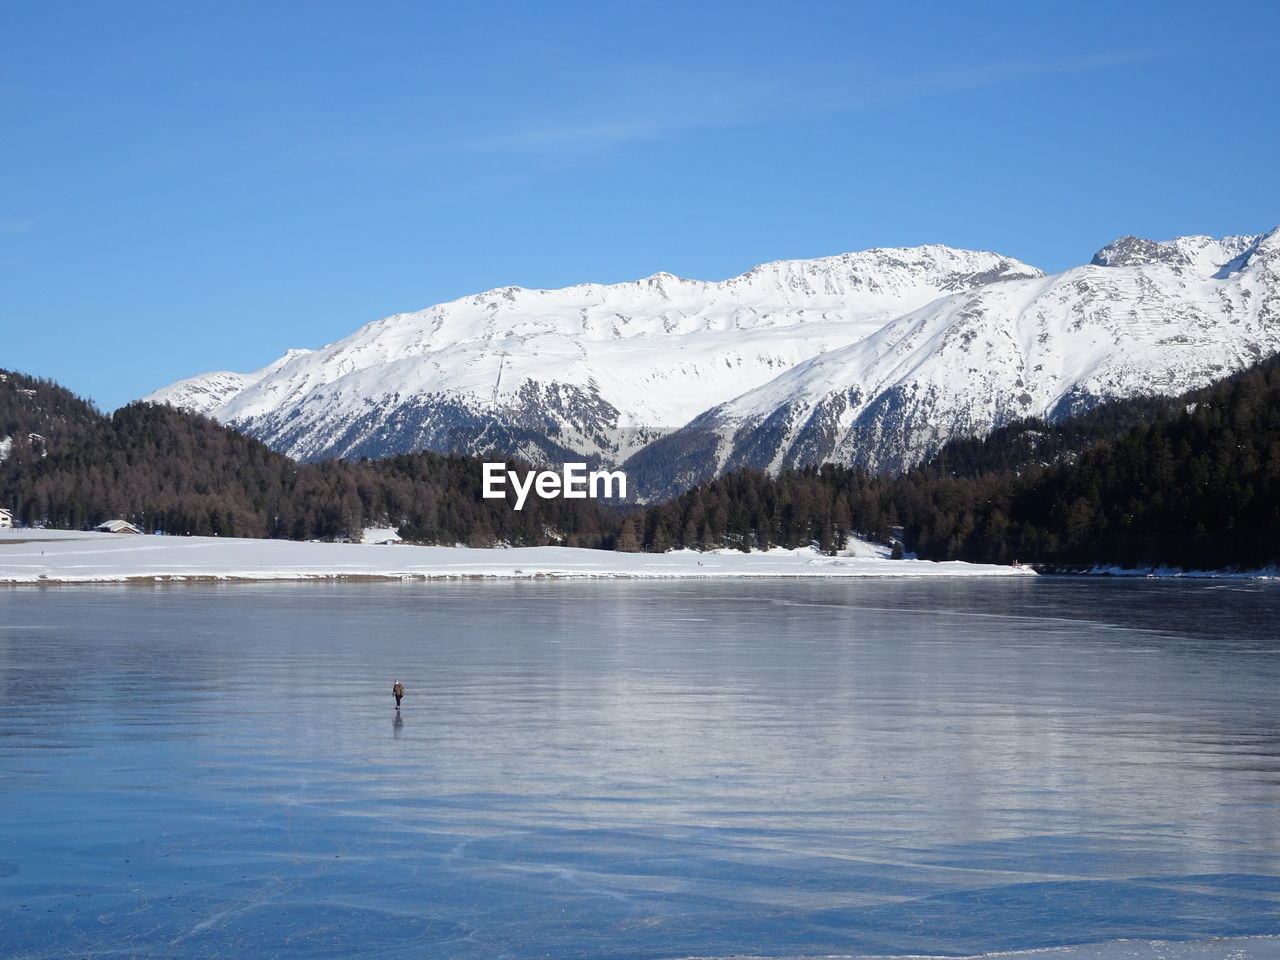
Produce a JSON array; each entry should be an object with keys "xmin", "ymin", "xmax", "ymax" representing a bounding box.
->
[
  {"xmin": 6, "ymin": 531, "xmax": 1276, "ymax": 584},
  {"xmin": 5, "ymin": 571, "xmax": 1018, "ymax": 585},
  {"xmin": 1034, "ymin": 564, "xmax": 1280, "ymax": 581},
  {"xmin": 0, "ymin": 529, "xmax": 1034, "ymax": 585}
]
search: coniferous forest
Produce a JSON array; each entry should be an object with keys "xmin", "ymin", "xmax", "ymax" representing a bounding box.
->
[
  {"xmin": 0, "ymin": 371, "xmax": 616, "ymax": 547},
  {"xmin": 4, "ymin": 356, "xmax": 1280, "ymax": 570},
  {"xmin": 629, "ymin": 355, "xmax": 1280, "ymax": 570},
  {"xmin": 891, "ymin": 355, "xmax": 1280, "ymax": 570}
]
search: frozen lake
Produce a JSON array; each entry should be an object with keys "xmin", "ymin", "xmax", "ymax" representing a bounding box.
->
[{"xmin": 2, "ymin": 578, "xmax": 1280, "ymax": 959}]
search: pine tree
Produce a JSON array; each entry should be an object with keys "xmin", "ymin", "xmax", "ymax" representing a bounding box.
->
[{"xmin": 615, "ymin": 518, "xmax": 642, "ymax": 553}]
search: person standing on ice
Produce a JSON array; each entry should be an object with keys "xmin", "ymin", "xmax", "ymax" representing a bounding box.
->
[{"xmin": 392, "ymin": 680, "xmax": 405, "ymax": 709}]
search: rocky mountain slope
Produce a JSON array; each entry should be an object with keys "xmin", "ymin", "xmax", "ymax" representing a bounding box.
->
[{"xmin": 143, "ymin": 247, "xmax": 1040, "ymax": 466}]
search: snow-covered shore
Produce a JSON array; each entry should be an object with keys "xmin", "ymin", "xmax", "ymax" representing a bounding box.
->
[{"xmin": 0, "ymin": 529, "xmax": 1034, "ymax": 584}]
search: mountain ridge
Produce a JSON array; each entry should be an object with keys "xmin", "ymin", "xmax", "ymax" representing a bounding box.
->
[
  {"xmin": 623, "ymin": 227, "xmax": 1280, "ymax": 497},
  {"xmin": 145, "ymin": 244, "xmax": 1040, "ymax": 466},
  {"xmin": 144, "ymin": 230, "xmax": 1280, "ymax": 498}
]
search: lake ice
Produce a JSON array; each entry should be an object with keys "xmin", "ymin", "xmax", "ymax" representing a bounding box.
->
[{"xmin": 1, "ymin": 578, "xmax": 1279, "ymax": 959}]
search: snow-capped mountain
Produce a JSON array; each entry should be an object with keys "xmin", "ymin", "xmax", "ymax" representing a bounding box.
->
[
  {"xmin": 144, "ymin": 246, "xmax": 1039, "ymax": 464},
  {"xmin": 624, "ymin": 229, "xmax": 1280, "ymax": 497},
  {"xmin": 143, "ymin": 230, "xmax": 1280, "ymax": 500}
]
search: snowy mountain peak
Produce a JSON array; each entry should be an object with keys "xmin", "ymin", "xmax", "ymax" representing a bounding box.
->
[
  {"xmin": 263, "ymin": 348, "xmax": 315, "ymax": 374},
  {"xmin": 1248, "ymin": 226, "xmax": 1280, "ymax": 259},
  {"xmin": 728, "ymin": 245, "xmax": 1042, "ymax": 297},
  {"xmin": 1089, "ymin": 232, "xmax": 1263, "ymax": 272},
  {"xmin": 144, "ymin": 348, "xmax": 314, "ymax": 416}
]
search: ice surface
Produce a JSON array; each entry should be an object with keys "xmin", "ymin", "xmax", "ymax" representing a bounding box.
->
[
  {"xmin": 2, "ymin": 578, "xmax": 1279, "ymax": 958},
  {"xmin": 683, "ymin": 939, "xmax": 1280, "ymax": 960}
]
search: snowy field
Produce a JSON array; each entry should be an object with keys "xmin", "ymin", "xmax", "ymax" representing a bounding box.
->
[{"xmin": 0, "ymin": 528, "xmax": 1034, "ymax": 584}]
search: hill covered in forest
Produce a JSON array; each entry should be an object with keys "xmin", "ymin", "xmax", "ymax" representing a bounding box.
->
[
  {"xmin": 0, "ymin": 370, "xmax": 618, "ymax": 547},
  {"xmin": 895, "ymin": 353, "xmax": 1280, "ymax": 570}
]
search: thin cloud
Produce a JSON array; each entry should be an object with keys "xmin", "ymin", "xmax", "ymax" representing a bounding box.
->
[
  {"xmin": 455, "ymin": 50, "xmax": 1153, "ymax": 157},
  {"xmin": 0, "ymin": 219, "xmax": 33, "ymax": 236}
]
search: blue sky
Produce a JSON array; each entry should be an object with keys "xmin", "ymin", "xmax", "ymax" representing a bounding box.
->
[{"xmin": 3, "ymin": 0, "xmax": 1278, "ymax": 410}]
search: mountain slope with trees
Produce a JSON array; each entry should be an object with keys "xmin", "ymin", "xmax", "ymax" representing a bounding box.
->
[
  {"xmin": 0, "ymin": 369, "xmax": 619, "ymax": 547},
  {"xmin": 7, "ymin": 355, "xmax": 1280, "ymax": 571},
  {"xmin": 893, "ymin": 355, "xmax": 1280, "ymax": 569},
  {"xmin": 629, "ymin": 355, "xmax": 1280, "ymax": 570}
]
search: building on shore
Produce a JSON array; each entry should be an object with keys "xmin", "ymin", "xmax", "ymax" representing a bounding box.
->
[{"xmin": 96, "ymin": 519, "xmax": 141, "ymax": 534}]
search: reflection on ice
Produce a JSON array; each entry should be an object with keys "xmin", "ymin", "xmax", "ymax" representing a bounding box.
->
[
  {"xmin": 690, "ymin": 937, "xmax": 1280, "ymax": 960},
  {"xmin": 1, "ymin": 578, "xmax": 1279, "ymax": 958}
]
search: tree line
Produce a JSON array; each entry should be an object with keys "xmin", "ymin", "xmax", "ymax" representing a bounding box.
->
[
  {"xmin": 0, "ymin": 371, "xmax": 618, "ymax": 547},
  {"xmin": 622, "ymin": 356, "xmax": 1280, "ymax": 570},
  {"xmin": 887, "ymin": 357, "xmax": 1280, "ymax": 569}
]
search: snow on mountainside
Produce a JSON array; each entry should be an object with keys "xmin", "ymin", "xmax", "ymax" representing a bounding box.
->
[
  {"xmin": 144, "ymin": 349, "xmax": 313, "ymax": 417},
  {"xmin": 144, "ymin": 247, "xmax": 1039, "ymax": 464},
  {"xmin": 624, "ymin": 229, "xmax": 1280, "ymax": 497}
]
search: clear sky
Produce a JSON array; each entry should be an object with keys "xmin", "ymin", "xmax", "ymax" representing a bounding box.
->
[{"xmin": 3, "ymin": 0, "xmax": 1278, "ymax": 410}]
